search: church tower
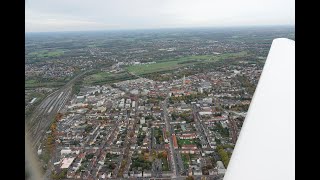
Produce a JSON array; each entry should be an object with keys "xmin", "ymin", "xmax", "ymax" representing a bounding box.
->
[{"xmin": 183, "ymin": 75, "xmax": 185, "ymax": 86}]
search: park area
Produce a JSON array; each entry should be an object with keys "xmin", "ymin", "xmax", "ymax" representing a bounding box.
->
[{"xmin": 177, "ymin": 139, "xmax": 195, "ymax": 147}]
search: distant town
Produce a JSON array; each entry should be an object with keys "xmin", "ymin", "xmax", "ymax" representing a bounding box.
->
[{"xmin": 25, "ymin": 27, "xmax": 294, "ymax": 180}]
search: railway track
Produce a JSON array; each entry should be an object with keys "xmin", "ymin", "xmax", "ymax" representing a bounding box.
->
[{"xmin": 26, "ymin": 71, "xmax": 89, "ymax": 149}]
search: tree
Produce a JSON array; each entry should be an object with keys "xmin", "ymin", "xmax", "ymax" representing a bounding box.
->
[
  {"xmin": 55, "ymin": 113, "xmax": 63, "ymax": 121},
  {"xmin": 109, "ymin": 163, "xmax": 116, "ymax": 170},
  {"xmin": 162, "ymin": 151, "xmax": 168, "ymax": 158},
  {"xmin": 166, "ymin": 131, "xmax": 170, "ymax": 137},
  {"xmin": 157, "ymin": 152, "xmax": 163, "ymax": 159},
  {"xmin": 105, "ymin": 153, "xmax": 111, "ymax": 158},
  {"xmin": 186, "ymin": 176, "xmax": 194, "ymax": 180},
  {"xmin": 217, "ymin": 146, "xmax": 230, "ymax": 167},
  {"xmin": 85, "ymin": 153, "xmax": 94, "ymax": 160},
  {"xmin": 151, "ymin": 150, "xmax": 157, "ymax": 159},
  {"xmin": 129, "ymin": 132, "xmax": 134, "ymax": 138}
]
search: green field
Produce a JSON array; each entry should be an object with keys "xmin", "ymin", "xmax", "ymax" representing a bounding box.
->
[
  {"xmin": 83, "ymin": 71, "xmax": 115, "ymax": 85},
  {"xmin": 27, "ymin": 49, "xmax": 65, "ymax": 58},
  {"xmin": 181, "ymin": 154, "xmax": 191, "ymax": 169},
  {"xmin": 25, "ymin": 79, "xmax": 37, "ymax": 85},
  {"xmin": 83, "ymin": 71, "xmax": 136, "ymax": 85},
  {"xmin": 126, "ymin": 51, "xmax": 247, "ymax": 75},
  {"xmin": 84, "ymin": 71, "xmax": 111, "ymax": 82},
  {"xmin": 161, "ymin": 156, "xmax": 170, "ymax": 171},
  {"xmin": 25, "ymin": 79, "xmax": 66, "ymax": 88},
  {"xmin": 177, "ymin": 139, "xmax": 195, "ymax": 146}
]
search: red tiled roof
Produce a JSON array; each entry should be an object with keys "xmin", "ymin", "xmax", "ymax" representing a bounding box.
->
[
  {"xmin": 181, "ymin": 144, "xmax": 197, "ymax": 149},
  {"xmin": 172, "ymin": 134, "xmax": 178, "ymax": 149}
]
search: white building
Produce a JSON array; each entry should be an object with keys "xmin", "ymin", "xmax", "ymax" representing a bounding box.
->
[
  {"xmin": 140, "ymin": 117, "xmax": 146, "ymax": 124},
  {"xmin": 61, "ymin": 157, "xmax": 75, "ymax": 169},
  {"xmin": 199, "ymin": 111, "xmax": 212, "ymax": 116},
  {"xmin": 217, "ymin": 161, "xmax": 227, "ymax": 174},
  {"xmin": 61, "ymin": 149, "xmax": 72, "ymax": 156},
  {"xmin": 130, "ymin": 89, "xmax": 139, "ymax": 95},
  {"xmin": 37, "ymin": 149, "xmax": 42, "ymax": 155}
]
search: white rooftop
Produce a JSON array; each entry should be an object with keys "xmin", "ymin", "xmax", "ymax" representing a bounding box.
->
[{"xmin": 61, "ymin": 157, "xmax": 75, "ymax": 169}]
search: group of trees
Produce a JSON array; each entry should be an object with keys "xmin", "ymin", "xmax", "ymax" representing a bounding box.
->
[
  {"xmin": 213, "ymin": 122, "xmax": 229, "ymax": 137},
  {"xmin": 236, "ymin": 75, "xmax": 256, "ymax": 95},
  {"xmin": 104, "ymin": 153, "xmax": 118, "ymax": 171},
  {"xmin": 131, "ymin": 155, "xmax": 152, "ymax": 171},
  {"xmin": 171, "ymin": 111, "xmax": 193, "ymax": 123},
  {"xmin": 186, "ymin": 176, "xmax": 195, "ymax": 180},
  {"xmin": 105, "ymin": 152, "xmax": 119, "ymax": 159},
  {"xmin": 194, "ymin": 138, "xmax": 202, "ymax": 148},
  {"xmin": 51, "ymin": 169, "xmax": 67, "ymax": 180},
  {"xmin": 202, "ymin": 164, "xmax": 214, "ymax": 175},
  {"xmin": 154, "ymin": 128, "xmax": 164, "ymax": 144},
  {"xmin": 72, "ymin": 77, "xmax": 83, "ymax": 95},
  {"xmin": 145, "ymin": 95, "xmax": 164, "ymax": 104},
  {"xmin": 108, "ymin": 163, "xmax": 117, "ymax": 170},
  {"xmin": 228, "ymin": 103, "xmax": 250, "ymax": 112},
  {"xmin": 85, "ymin": 153, "xmax": 94, "ymax": 160},
  {"xmin": 145, "ymin": 115, "xmax": 155, "ymax": 120},
  {"xmin": 143, "ymin": 72, "xmax": 172, "ymax": 81},
  {"xmin": 169, "ymin": 93, "xmax": 207, "ymax": 104},
  {"xmin": 216, "ymin": 145, "xmax": 230, "ymax": 168},
  {"xmin": 181, "ymin": 153, "xmax": 191, "ymax": 169},
  {"xmin": 137, "ymin": 132, "xmax": 146, "ymax": 146},
  {"xmin": 55, "ymin": 113, "xmax": 63, "ymax": 121},
  {"xmin": 157, "ymin": 151, "xmax": 168, "ymax": 159},
  {"xmin": 44, "ymin": 113, "xmax": 63, "ymax": 163},
  {"xmin": 84, "ymin": 125, "xmax": 94, "ymax": 133},
  {"xmin": 193, "ymin": 54, "xmax": 249, "ymax": 72},
  {"xmin": 118, "ymin": 160, "xmax": 127, "ymax": 177},
  {"xmin": 76, "ymin": 164, "xmax": 85, "ymax": 173}
]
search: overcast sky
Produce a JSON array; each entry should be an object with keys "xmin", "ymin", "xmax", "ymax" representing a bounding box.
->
[{"xmin": 25, "ymin": 0, "xmax": 295, "ymax": 32}]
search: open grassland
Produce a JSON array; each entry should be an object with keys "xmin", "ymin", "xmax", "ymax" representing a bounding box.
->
[
  {"xmin": 83, "ymin": 71, "xmax": 136, "ymax": 85},
  {"xmin": 25, "ymin": 80, "xmax": 66, "ymax": 89},
  {"xmin": 27, "ymin": 49, "xmax": 66, "ymax": 58},
  {"xmin": 126, "ymin": 51, "xmax": 247, "ymax": 75},
  {"xmin": 178, "ymin": 139, "xmax": 195, "ymax": 146},
  {"xmin": 84, "ymin": 71, "xmax": 112, "ymax": 83}
]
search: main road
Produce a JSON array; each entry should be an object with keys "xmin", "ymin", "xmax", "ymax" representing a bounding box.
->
[{"xmin": 161, "ymin": 96, "xmax": 179, "ymax": 178}]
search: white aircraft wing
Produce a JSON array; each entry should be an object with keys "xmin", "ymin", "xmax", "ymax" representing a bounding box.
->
[{"xmin": 223, "ymin": 38, "xmax": 295, "ymax": 180}]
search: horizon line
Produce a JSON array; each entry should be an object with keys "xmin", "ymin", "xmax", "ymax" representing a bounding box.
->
[{"xmin": 25, "ymin": 24, "xmax": 295, "ymax": 34}]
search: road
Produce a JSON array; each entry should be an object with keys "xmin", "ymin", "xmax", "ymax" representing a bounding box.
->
[
  {"xmin": 175, "ymin": 151, "xmax": 185, "ymax": 175},
  {"xmin": 152, "ymin": 158, "xmax": 163, "ymax": 177},
  {"xmin": 116, "ymin": 95, "xmax": 139, "ymax": 178},
  {"xmin": 192, "ymin": 104, "xmax": 211, "ymax": 148},
  {"xmin": 161, "ymin": 96, "xmax": 178, "ymax": 178},
  {"xmin": 228, "ymin": 115, "xmax": 239, "ymax": 144}
]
